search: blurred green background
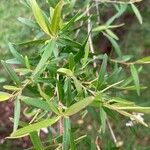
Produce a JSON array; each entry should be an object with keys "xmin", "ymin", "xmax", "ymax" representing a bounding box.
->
[{"xmin": 0, "ymin": 0, "xmax": 150, "ymax": 149}]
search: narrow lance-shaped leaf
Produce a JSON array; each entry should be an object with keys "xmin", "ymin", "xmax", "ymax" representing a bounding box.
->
[
  {"xmin": 57, "ymin": 68, "xmax": 74, "ymax": 77},
  {"xmin": 10, "ymin": 116, "xmax": 60, "ymax": 138},
  {"xmin": 63, "ymin": 117, "xmax": 71, "ymax": 150},
  {"xmin": 0, "ymin": 92, "xmax": 11, "ymax": 102},
  {"xmin": 50, "ymin": 0, "xmax": 64, "ymax": 34},
  {"xmin": 8, "ymin": 42, "xmax": 24, "ymax": 64},
  {"xmin": 131, "ymin": 4, "xmax": 143, "ymax": 24},
  {"xmin": 29, "ymin": 0, "xmax": 51, "ymax": 35},
  {"xmin": 22, "ymin": 97, "xmax": 51, "ymax": 112},
  {"xmin": 130, "ymin": 64, "xmax": 140, "ymax": 96},
  {"xmin": 1, "ymin": 61, "xmax": 21, "ymax": 86},
  {"xmin": 97, "ymin": 54, "xmax": 108, "ymax": 89},
  {"xmin": 13, "ymin": 98, "xmax": 21, "ymax": 132},
  {"xmin": 103, "ymin": 32, "xmax": 121, "ymax": 57},
  {"xmin": 82, "ymin": 41, "xmax": 90, "ymax": 67},
  {"xmin": 135, "ymin": 56, "xmax": 150, "ymax": 64},
  {"xmin": 18, "ymin": 17, "xmax": 38, "ymax": 28},
  {"xmin": 3, "ymin": 85, "xmax": 21, "ymax": 91},
  {"xmin": 100, "ymin": 107, "xmax": 107, "ymax": 133},
  {"xmin": 69, "ymin": 53, "xmax": 75, "ymax": 71},
  {"xmin": 32, "ymin": 40, "xmax": 56, "ymax": 78},
  {"xmin": 72, "ymin": 76, "xmax": 82, "ymax": 93},
  {"xmin": 65, "ymin": 96, "xmax": 94, "ymax": 116},
  {"xmin": 30, "ymin": 131, "xmax": 45, "ymax": 150}
]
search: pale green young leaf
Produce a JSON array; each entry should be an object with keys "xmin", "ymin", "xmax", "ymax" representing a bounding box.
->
[
  {"xmin": 130, "ymin": 64, "xmax": 140, "ymax": 96},
  {"xmin": 0, "ymin": 92, "xmax": 11, "ymax": 102},
  {"xmin": 3, "ymin": 85, "xmax": 21, "ymax": 91},
  {"xmin": 57, "ymin": 68, "xmax": 74, "ymax": 77},
  {"xmin": 13, "ymin": 98, "xmax": 21, "ymax": 132},
  {"xmin": 131, "ymin": 4, "xmax": 143, "ymax": 24},
  {"xmin": 65, "ymin": 96, "xmax": 94, "ymax": 116},
  {"xmin": 135, "ymin": 56, "xmax": 150, "ymax": 64},
  {"xmin": 10, "ymin": 116, "xmax": 60, "ymax": 138},
  {"xmin": 50, "ymin": 0, "xmax": 64, "ymax": 34},
  {"xmin": 29, "ymin": 0, "xmax": 51, "ymax": 35}
]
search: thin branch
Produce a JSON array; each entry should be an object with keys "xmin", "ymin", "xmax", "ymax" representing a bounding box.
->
[
  {"xmin": 94, "ymin": 0, "xmax": 142, "ymax": 4},
  {"xmin": 86, "ymin": 5, "xmax": 97, "ymax": 68},
  {"xmin": 107, "ymin": 119, "xmax": 118, "ymax": 146}
]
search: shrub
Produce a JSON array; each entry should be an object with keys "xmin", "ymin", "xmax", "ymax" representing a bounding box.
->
[{"xmin": 0, "ymin": 0, "xmax": 150, "ymax": 149}]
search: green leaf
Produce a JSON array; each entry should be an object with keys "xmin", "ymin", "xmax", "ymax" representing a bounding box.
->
[
  {"xmin": 1, "ymin": 61, "xmax": 21, "ymax": 86},
  {"xmin": 13, "ymin": 98, "xmax": 21, "ymax": 132},
  {"xmin": 61, "ymin": 12, "xmax": 81, "ymax": 32},
  {"xmin": 92, "ymin": 25, "xmax": 107, "ymax": 32},
  {"xmin": 106, "ymin": 29, "xmax": 119, "ymax": 40},
  {"xmin": 8, "ymin": 42, "xmax": 24, "ymax": 64},
  {"xmin": 135, "ymin": 56, "xmax": 150, "ymax": 64},
  {"xmin": 50, "ymin": 0, "xmax": 64, "ymax": 34},
  {"xmin": 70, "ymin": 129, "xmax": 77, "ymax": 150},
  {"xmin": 3, "ymin": 85, "xmax": 21, "ymax": 91},
  {"xmin": 29, "ymin": 0, "xmax": 51, "ymax": 35},
  {"xmin": 63, "ymin": 117, "xmax": 71, "ymax": 150},
  {"xmin": 18, "ymin": 17, "xmax": 38, "ymax": 28},
  {"xmin": 131, "ymin": 4, "xmax": 143, "ymax": 24},
  {"xmin": 69, "ymin": 53, "xmax": 75, "ymax": 71},
  {"xmin": 130, "ymin": 64, "xmax": 140, "ymax": 96},
  {"xmin": 65, "ymin": 96, "xmax": 94, "ymax": 116},
  {"xmin": 59, "ymin": 37, "xmax": 82, "ymax": 49},
  {"xmin": 32, "ymin": 40, "xmax": 56, "ymax": 78},
  {"xmin": 22, "ymin": 97, "xmax": 51, "ymax": 112},
  {"xmin": 100, "ymin": 107, "xmax": 107, "ymax": 133},
  {"xmin": 16, "ymin": 39, "xmax": 46, "ymax": 46},
  {"xmin": 30, "ymin": 131, "xmax": 44, "ymax": 150},
  {"xmin": 97, "ymin": 54, "xmax": 108, "ymax": 88},
  {"xmin": 104, "ymin": 33, "xmax": 121, "ymax": 57},
  {"xmin": 72, "ymin": 77, "xmax": 82, "ymax": 93},
  {"xmin": 82, "ymin": 41, "xmax": 90, "ymax": 67},
  {"xmin": 38, "ymin": 85, "xmax": 60, "ymax": 115},
  {"xmin": 0, "ymin": 92, "xmax": 11, "ymax": 102},
  {"xmin": 57, "ymin": 68, "xmax": 74, "ymax": 77},
  {"xmin": 10, "ymin": 116, "xmax": 60, "ymax": 138}
]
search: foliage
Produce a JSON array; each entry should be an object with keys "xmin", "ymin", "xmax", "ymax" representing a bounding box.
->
[{"xmin": 0, "ymin": 0, "xmax": 150, "ymax": 149}]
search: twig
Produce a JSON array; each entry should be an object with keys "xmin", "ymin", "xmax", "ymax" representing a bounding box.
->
[
  {"xmin": 107, "ymin": 119, "xmax": 118, "ymax": 146},
  {"xmin": 94, "ymin": 0, "xmax": 142, "ymax": 4},
  {"xmin": 86, "ymin": 5, "xmax": 97, "ymax": 68}
]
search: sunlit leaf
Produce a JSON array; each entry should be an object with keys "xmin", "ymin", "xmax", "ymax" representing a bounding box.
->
[
  {"xmin": 0, "ymin": 92, "xmax": 11, "ymax": 102},
  {"xmin": 13, "ymin": 98, "xmax": 21, "ymax": 132},
  {"xmin": 65, "ymin": 96, "xmax": 94, "ymax": 116},
  {"xmin": 10, "ymin": 116, "xmax": 60, "ymax": 138}
]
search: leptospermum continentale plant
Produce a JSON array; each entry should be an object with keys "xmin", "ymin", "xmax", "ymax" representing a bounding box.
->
[{"xmin": 0, "ymin": 0, "xmax": 150, "ymax": 149}]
